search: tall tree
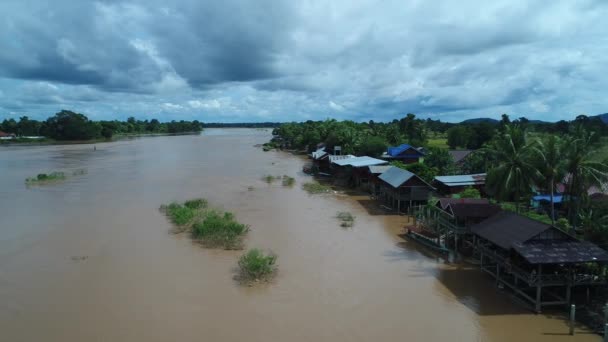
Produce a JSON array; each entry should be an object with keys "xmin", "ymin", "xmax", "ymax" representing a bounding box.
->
[
  {"xmin": 485, "ymin": 125, "xmax": 541, "ymax": 212},
  {"xmin": 563, "ymin": 130, "xmax": 608, "ymax": 225},
  {"xmin": 532, "ymin": 135, "xmax": 566, "ymax": 224}
]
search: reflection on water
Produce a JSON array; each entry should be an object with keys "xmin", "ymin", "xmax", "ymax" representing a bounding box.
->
[{"xmin": 0, "ymin": 129, "xmax": 600, "ymax": 341}]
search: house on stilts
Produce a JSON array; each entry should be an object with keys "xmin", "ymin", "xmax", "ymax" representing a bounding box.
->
[
  {"xmin": 377, "ymin": 166, "xmax": 434, "ymax": 213},
  {"xmin": 471, "ymin": 211, "xmax": 608, "ymax": 313}
]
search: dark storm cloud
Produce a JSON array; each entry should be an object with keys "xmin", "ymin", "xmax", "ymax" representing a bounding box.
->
[{"xmin": 1, "ymin": 0, "xmax": 608, "ymax": 122}]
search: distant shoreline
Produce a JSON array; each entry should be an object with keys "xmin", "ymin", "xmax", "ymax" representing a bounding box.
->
[{"xmin": 0, "ymin": 131, "xmax": 202, "ymax": 147}]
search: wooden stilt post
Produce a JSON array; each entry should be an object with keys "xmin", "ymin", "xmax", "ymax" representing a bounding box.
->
[
  {"xmin": 570, "ymin": 304, "xmax": 576, "ymax": 335},
  {"xmin": 604, "ymin": 324, "xmax": 608, "ymax": 342},
  {"xmin": 535, "ymin": 264, "xmax": 543, "ymax": 313}
]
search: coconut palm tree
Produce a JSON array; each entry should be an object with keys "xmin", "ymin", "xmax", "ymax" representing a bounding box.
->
[
  {"xmin": 563, "ymin": 130, "xmax": 608, "ymax": 225},
  {"xmin": 485, "ymin": 125, "xmax": 541, "ymax": 212},
  {"xmin": 532, "ymin": 135, "xmax": 567, "ymax": 224}
]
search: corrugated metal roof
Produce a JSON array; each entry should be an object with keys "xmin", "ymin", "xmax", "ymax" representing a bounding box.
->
[
  {"xmin": 532, "ymin": 195, "xmax": 564, "ymax": 203},
  {"xmin": 378, "ymin": 166, "xmax": 416, "ymax": 188},
  {"xmin": 449, "ymin": 150, "xmax": 473, "ymax": 163},
  {"xmin": 368, "ymin": 165, "xmax": 392, "ymax": 174},
  {"xmin": 434, "ymin": 173, "xmax": 486, "ymax": 186},
  {"xmin": 311, "ymin": 147, "xmax": 327, "ymax": 160},
  {"xmin": 329, "ymin": 155, "xmax": 355, "ymax": 163},
  {"xmin": 387, "ymin": 144, "xmax": 413, "ymax": 156},
  {"xmin": 331, "ymin": 156, "xmax": 387, "ymax": 168}
]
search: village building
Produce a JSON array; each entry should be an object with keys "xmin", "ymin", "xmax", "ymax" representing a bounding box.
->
[
  {"xmin": 329, "ymin": 155, "xmax": 387, "ymax": 187},
  {"xmin": 368, "ymin": 165, "xmax": 392, "ymax": 197},
  {"xmin": 471, "ymin": 211, "xmax": 608, "ymax": 313},
  {"xmin": 0, "ymin": 131, "xmax": 16, "ymax": 140},
  {"xmin": 380, "ymin": 144, "xmax": 425, "ymax": 164},
  {"xmin": 377, "ymin": 166, "xmax": 434, "ymax": 213},
  {"xmin": 433, "ymin": 173, "xmax": 486, "ymax": 195},
  {"xmin": 449, "ymin": 150, "xmax": 474, "ymax": 167}
]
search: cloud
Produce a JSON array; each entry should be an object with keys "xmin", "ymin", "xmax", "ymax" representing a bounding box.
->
[{"xmin": 0, "ymin": 0, "xmax": 607, "ymax": 122}]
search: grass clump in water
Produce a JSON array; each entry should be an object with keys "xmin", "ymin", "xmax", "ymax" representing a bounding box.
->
[
  {"xmin": 281, "ymin": 175, "xmax": 295, "ymax": 187},
  {"xmin": 336, "ymin": 211, "xmax": 355, "ymax": 228},
  {"xmin": 25, "ymin": 171, "xmax": 66, "ymax": 184},
  {"xmin": 237, "ymin": 248, "xmax": 277, "ymax": 283},
  {"xmin": 160, "ymin": 198, "xmax": 249, "ymax": 249},
  {"xmin": 161, "ymin": 202, "xmax": 198, "ymax": 227},
  {"xmin": 192, "ymin": 210, "xmax": 249, "ymax": 250},
  {"xmin": 72, "ymin": 168, "xmax": 88, "ymax": 176},
  {"xmin": 184, "ymin": 198, "xmax": 208, "ymax": 210},
  {"xmin": 262, "ymin": 175, "xmax": 277, "ymax": 184},
  {"xmin": 302, "ymin": 181, "xmax": 332, "ymax": 194}
]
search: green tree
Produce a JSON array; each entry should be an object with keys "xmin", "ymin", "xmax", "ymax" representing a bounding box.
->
[
  {"xmin": 447, "ymin": 126, "xmax": 469, "ymax": 149},
  {"xmin": 424, "ymin": 147, "xmax": 455, "ymax": 175},
  {"xmin": 357, "ymin": 135, "xmax": 387, "ymax": 157},
  {"xmin": 485, "ymin": 125, "xmax": 541, "ymax": 212},
  {"xmin": 563, "ymin": 130, "xmax": 608, "ymax": 225},
  {"xmin": 459, "ymin": 187, "xmax": 481, "ymax": 199},
  {"xmin": 532, "ymin": 135, "xmax": 566, "ymax": 224},
  {"xmin": 44, "ymin": 110, "xmax": 101, "ymax": 140}
]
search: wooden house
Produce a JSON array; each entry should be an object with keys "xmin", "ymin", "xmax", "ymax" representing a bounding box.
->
[
  {"xmin": 433, "ymin": 173, "xmax": 486, "ymax": 195},
  {"xmin": 471, "ymin": 211, "xmax": 608, "ymax": 313},
  {"xmin": 377, "ymin": 166, "xmax": 434, "ymax": 212},
  {"xmin": 380, "ymin": 144, "xmax": 425, "ymax": 164}
]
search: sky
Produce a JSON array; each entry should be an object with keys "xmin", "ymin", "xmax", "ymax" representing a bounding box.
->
[{"xmin": 0, "ymin": 0, "xmax": 607, "ymax": 123}]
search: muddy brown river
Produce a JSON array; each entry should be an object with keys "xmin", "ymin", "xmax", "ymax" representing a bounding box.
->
[{"xmin": 0, "ymin": 129, "xmax": 600, "ymax": 341}]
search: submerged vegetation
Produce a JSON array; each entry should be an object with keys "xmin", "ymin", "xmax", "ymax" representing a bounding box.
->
[
  {"xmin": 192, "ymin": 211, "xmax": 249, "ymax": 250},
  {"xmin": 237, "ymin": 248, "xmax": 277, "ymax": 283},
  {"xmin": 25, "ymin": 168, "xmax": 88, "ymax": 185},
  {"xmin": 262, "ymin": 175, "xmax": 278, "ymax": 183},
  {"xmin": 25, "ymin": 171, "xmax": 66, "ymax": 184},
  {"xmin": 302, "ymin": 181, "xmax": 332, "ymax": 194},
  {"xmin": 336, "ymin": 211, "xmax": 355, "ymax": 227},
  {"xmin": 281, "ymin": 175, "xmax": 296, "ymax": 187},
  {"xmin": 160, "ymin": 198, "xmax": 248, "ymax": 249}
]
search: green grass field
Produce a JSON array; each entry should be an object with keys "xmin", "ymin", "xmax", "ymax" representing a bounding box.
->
[{"xmin": 427, "ymin": 138, "xmax": 449, "ymax": 149}]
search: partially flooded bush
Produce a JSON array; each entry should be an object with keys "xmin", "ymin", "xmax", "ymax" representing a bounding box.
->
[
  {"xmin": 162, "ymin": 202, "xmax": 197, "ymax": 226},
  {"xmin": 336, "ymin": 211, "xmax": 355, "ymax": 227},
  {"xmin": 184, "ymin": 198, "xmax": 208, "ymax": 210},
  {"xmin": 262, "ymin": 175, "xmax": 277, "ymax": 184},
  {"xmin": 302, "ymin": 181, "xmax": 332, "ymax": 194},
  {"xmin": 26, "ymin": 171, "xmax": 66, "ymax": 184},
  {"xmin": 281, "ymin": 175, "xmax": 295, "ymax": 187},
  {"xmin": 192, "ymin": 210, "xmax": 249, "ymax": 249},
  {"xmin": 237, "ymin": 248, "xmax": 277, "ymax": 283}
]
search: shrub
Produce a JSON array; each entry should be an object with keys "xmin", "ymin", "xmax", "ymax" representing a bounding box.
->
[
  {"xmin": 237, "ymin": 249, "xmax": 277, "ymax": 283},
  {"xmin": 192, "ymin": 210, "xmax": 249, "ymax": 249},
  {"xmin": 163, "ymin": 202, "xmax": 197, "ymax": 226},
  {"xmin": 336, "ymin": 211, "xmax": 355, "ymax": 227},
  {"xmin": 458, "ymin": 187, "xmax": 481, "ymax": 199},
  {"xmin": 262, "ymin": 175, "xmax": 277, "ymax": 183},
  {"xmin": 184, "ymin": 198, "xmax": 208, "ymax": 210},
  {"xmin": 281, "ymin": 175, "xmax": 295, "ymax": 187},
  {"xmin": 302, "ymin": 181, "xmax": 332, "ymax": 194},
  {"xmin": 26, "ymin": 171, "xmax": 66, "ymax": 184}
]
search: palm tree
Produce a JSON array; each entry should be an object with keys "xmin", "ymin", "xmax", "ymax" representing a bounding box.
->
[
  {"xmin": 532, "ymin": 135, "xmax": 566, "ymax": 224},
  {"xmin": 563, "ymin": 130, "xmax": 608, "ymax": 225},
  {"xmin": 485, "ymin": 125, "xmax": 541, "ymax": 212}
]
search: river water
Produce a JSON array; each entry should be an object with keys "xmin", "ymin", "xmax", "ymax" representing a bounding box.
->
[{"xmin": 0, "ymin": 129, "xmax": 599, "ymax": 341}]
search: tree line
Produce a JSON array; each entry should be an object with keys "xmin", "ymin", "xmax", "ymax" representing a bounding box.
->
[
  {"xmin": 0, "ymin": 110, "xmax": 203, "ymax": 140},
  {"xmin": 270, "ymin": 113, "xmax": 608, "ymax": 247}
]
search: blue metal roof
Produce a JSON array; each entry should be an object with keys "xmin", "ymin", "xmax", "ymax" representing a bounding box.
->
[
  {"xmin": 387, "ymin": 144, "xmax": 418, "ymax": 157},
  {"xmin": 532, "ymin": 195, "xmax": 564, "ymax": 203}
]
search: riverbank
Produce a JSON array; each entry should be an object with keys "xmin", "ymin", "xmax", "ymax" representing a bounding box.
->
[
  {"xmin": 0, "ymin": 129, "xmax": 600, "ymax": 342},
  {"xmin": 0, "ymin": 131, "xmax": 202, "ymax": 147}
]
